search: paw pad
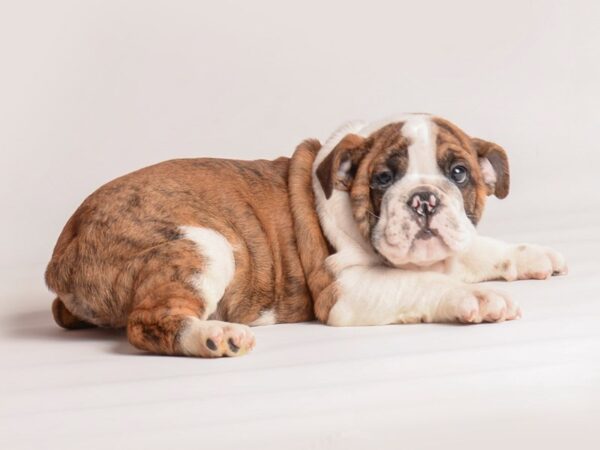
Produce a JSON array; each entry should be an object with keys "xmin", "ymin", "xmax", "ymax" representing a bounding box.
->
[
  {"xmin": 179, "ymin": 319, "xmax": 255, "ymax": 358},
  {"xmin": 206, "ymin": 338, "xmax": 218, "ymax": 351}
]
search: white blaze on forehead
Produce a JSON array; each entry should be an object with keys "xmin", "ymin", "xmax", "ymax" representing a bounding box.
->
[
  {"xmin": 402, "ymin": 115, "xmax": 440, "ymax": 176},
  {"xmin": 313, "ymin": 113, "xmax": 437, "ymax": 174}
]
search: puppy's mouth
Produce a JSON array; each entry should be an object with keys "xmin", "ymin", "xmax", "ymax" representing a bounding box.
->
[
  {"xmin": 414, "ymin": 226, "xmax": 439, "ymax": 241},
  {"xmin": 375, "ymin": 227, "xmax": 446, "ymax": 268}
]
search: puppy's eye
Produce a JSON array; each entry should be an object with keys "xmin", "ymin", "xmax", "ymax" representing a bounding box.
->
[
  {"xmin": 372, "ymin": 170, "xmax": 394, "ymax": 189},
  {"xmin": 450, "ymin": 164, "xmax": 469, "ymax": 185}
]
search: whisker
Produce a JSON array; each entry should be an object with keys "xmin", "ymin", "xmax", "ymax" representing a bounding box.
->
[{"xmin": 367, "ymin": 210, "xmax": 381, "ymax": 220}]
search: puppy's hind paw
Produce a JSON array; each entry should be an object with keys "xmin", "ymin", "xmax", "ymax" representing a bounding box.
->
[{"xmin": 178, "ymin": 319, "xmax": 256, "ymax": 358}]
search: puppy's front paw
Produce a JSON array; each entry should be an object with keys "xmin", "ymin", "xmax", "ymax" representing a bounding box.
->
[
  {"xmin": 441, "ymin": 285, "xmax": 521, "ymax": 323},
  {"xmin": 510, "ymin": 244, "xmax": 568, "ymax": 280}
]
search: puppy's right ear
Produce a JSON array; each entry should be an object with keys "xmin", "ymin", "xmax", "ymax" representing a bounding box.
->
[{"xmin": 316, "ymin": 134, "xmax": 367, "ymax": 199}]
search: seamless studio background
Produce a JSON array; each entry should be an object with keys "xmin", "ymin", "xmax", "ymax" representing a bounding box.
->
[
  {"xmin": 1, "ymin": 1, "xmax": 599, "ymax": 450},
  {"xmin": 1, "ymin": 0, "xmax": 599, "ymax": 271}
]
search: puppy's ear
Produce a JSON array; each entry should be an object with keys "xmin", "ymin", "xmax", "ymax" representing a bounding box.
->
[
  {"xmin": 316, "ymin": 134, "xmax": 367, "ymax": 199},
  {"xmin": 472, "ymin": 138, "xmax": 510, "ymax": 199}
]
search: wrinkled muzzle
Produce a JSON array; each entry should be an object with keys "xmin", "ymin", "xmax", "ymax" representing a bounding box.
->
[{"xmin": 371, "ymin": 178, "xmax": 476, "ymax": 267}]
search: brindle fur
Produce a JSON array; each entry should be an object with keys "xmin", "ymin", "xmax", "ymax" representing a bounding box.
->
[{"xmin": 46, "ymin": 152, "xmax": 327, "ymax": 354}]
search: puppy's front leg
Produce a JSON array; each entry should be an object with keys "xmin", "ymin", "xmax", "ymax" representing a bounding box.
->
[
  {"xmin": 326, "ymin": 266, "xmax": 520, "ymax": 326},
  {"xmin": 445, "ymin": 236, "xmax": 567, "ymax": 283}
]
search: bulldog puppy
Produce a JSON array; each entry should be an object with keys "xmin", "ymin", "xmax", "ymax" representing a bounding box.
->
[{"xmin": 46, "ymin": 113, "xmax": 567, "ymax": 357}]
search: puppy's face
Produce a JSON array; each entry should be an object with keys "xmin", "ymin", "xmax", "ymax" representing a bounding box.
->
[{"xmin": 317, "ymin": 115, "xmax": 509, "ymax": 267}]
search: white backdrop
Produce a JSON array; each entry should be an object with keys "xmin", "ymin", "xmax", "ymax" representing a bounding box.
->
[
  {"xmin": 1, "ymin": 0, "xmax": 599, "ymax": 270},
  {"xmin": 1, "ymin": 2, "xmax": 599, "ymax": 450}
]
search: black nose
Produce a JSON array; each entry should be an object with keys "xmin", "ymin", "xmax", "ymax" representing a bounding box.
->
[{"xmin": 408, "ymin": 191, "xmax": 439, "ymax": 217}]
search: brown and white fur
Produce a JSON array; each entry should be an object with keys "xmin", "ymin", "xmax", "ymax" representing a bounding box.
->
[{"xmin": 46, "ymin": 113, "xmax": 567, "ymax": 357}]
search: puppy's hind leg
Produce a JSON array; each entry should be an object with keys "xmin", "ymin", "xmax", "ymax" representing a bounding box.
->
[
  {"xmin": 127, "ymin": 283, "xmax": 255, "ymax": 357},
  {"xmin": 126, "ymin": 233, "xmax": 255, "ymax": 357},
  {"xmin": 52, "ymin": 297, "xmax": 97, "ymax": 330}
]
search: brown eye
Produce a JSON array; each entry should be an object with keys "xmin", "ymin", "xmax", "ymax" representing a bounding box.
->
[
  {"xmin": 450, "ymin": 164, "xmax": 469, "ymax": 185},
  {"xmin": 372, "ymin": 170, "xmax": 393, "ymax": 189}
]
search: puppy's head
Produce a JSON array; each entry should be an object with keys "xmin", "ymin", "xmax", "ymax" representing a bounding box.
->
[{"xmin": 316, "ymin": 114, "xmax": 509, "ymax": 267}]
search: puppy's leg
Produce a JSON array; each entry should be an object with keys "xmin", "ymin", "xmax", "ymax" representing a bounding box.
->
[
  {"xmin": 126, "ymin": 229, "xmax": 255, "ymax": 357},
  {"xmin": 127, "ymin": 283, "xmax": 255, "ymax": 357},
  {"xmin": 326, "ymin": 267, "xmax": 521, "ymax": 326},
  {"xmin": 52, "ymin": 297, "xmax": 97, "ymax": 329},
  {"xmin": 447, "ymin": 236, "xmax": 568, "ymax": 283}
]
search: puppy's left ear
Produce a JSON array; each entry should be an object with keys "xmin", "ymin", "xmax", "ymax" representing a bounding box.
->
[
  {"xmin": 316, "ymin": 134, "xmax": 367, "ymax": 199},
  {"xmin": 472, "ymin": 138, "xmax": 510, "ymax": 199}
]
